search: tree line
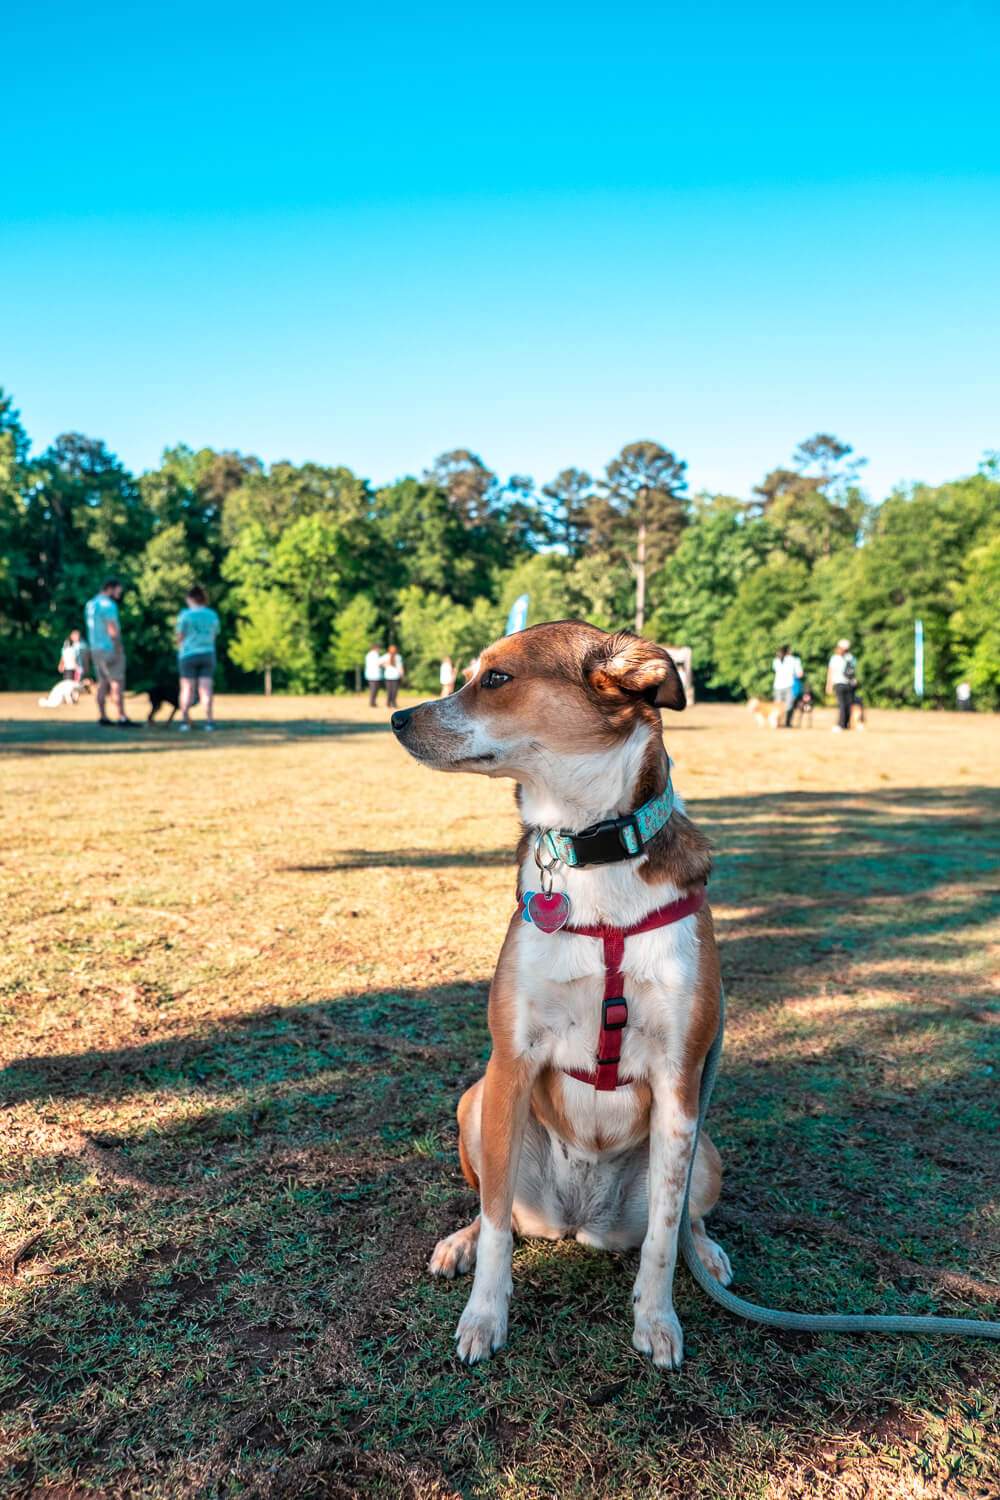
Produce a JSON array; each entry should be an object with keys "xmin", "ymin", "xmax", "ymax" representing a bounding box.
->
[{"xmin": 1, "ymin": 386, "xmax": 997, "ymax": 708}]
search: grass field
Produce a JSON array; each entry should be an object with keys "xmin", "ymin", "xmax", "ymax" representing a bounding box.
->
[{"xmin": 2, "ymin": 691, "xmax": 999, "ymax": 1500}]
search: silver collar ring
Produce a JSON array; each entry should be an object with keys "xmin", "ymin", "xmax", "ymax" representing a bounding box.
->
[{"xmin": 533, "ymin": 832, "xmax": 561, "ymax": 895}]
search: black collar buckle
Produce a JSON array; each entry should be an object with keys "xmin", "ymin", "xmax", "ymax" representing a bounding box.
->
[{"xmin": 569, "ymin": 812, "xmax": 642, "ymax": 867}]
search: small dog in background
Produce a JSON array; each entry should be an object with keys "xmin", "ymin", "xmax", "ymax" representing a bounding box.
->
[
  {"xmin": 39, "ymin": 679, "xmax": 85, "ymax": 707},
  {"xmin": 748, "ymin": 691, "xmax": 814, "ymax": 728},
  {"xmin": 138, "ymin": 674, "xmax": 180, "ymax": 724},
  {"xmin": 746, "ymin": 696, "xmax": 785, "ymax": 728}
]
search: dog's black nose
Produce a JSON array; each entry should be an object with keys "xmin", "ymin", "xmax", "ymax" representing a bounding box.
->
[{"xmin": 391, "ymin": 708, "xmax": 412, "ymax": 735}]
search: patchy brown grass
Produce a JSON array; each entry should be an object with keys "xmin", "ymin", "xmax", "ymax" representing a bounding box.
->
[{"xmin": 1, "ymin": 692, "xmax": 999, "ymax": 1499}]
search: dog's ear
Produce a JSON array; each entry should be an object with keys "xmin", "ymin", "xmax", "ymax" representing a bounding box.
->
[{"xmin": 587, "ymin": 633, "xmax": 686, "ymax": 711}]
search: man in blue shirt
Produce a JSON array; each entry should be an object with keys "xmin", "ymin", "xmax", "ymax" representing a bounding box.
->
[{"xmin": 84, "ymin": 579, "xmax": 134, "ymax": 726}]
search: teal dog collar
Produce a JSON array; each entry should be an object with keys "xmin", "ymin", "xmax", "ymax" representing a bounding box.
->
[{"xmin": 540, "ymin": 777, "xmax": 675, "ymax": 869}]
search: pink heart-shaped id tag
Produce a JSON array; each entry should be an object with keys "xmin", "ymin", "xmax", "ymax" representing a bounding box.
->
[{"xmin": 526, "ymin": 890, "xmax": 571, "ymax": 933}]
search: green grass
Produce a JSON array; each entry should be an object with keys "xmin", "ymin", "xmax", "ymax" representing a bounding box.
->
[{"xmin": 2, "ymin": 693, "xmax": 999, "ymax": 1498}]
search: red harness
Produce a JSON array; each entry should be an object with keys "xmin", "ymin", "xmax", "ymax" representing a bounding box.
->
[{"xmin": 520, "ymin": 886, "xmax": 707, "ymax": 1092}]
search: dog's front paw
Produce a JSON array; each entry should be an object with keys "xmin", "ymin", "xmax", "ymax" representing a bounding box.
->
[
  {"xmin": 454, "ymin": 1299, "xmax": 508, "ymax": 1364},
  {"xmin": 632, "ymin": 1307, "xmax": 684, "ymax": 1370}
]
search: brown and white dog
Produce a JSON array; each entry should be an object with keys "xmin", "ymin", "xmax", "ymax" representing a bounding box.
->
[
  {"xmin": 391, "ymin": 621, "xmax": 732, "ymax": 1368},
  {"xmin": 746, "ymin": 696, "xmax": 786, "ymax": 728}
]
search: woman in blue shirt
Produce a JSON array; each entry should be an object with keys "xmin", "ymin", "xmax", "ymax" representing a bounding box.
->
[{"xmin": 176, "ymin": 586, "xmax": 221, "ymax": 731}]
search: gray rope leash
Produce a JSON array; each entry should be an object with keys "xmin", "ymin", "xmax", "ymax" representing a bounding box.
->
[{"xmin": 678, "ymin": 984, "xmax": 1000, "ymax": 1339}]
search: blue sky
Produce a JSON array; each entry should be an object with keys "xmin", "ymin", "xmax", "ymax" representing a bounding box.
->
[{"xmin": 3, "ymin": 0, "xmax": 998, "ymax": 502}]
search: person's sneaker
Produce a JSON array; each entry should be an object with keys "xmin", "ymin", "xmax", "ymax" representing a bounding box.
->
[
  {"xmin": 97, "ymin": 717, "xmax": 114, "ymax": 726},
  {"xmin": 831, "ymin": 725, "xmax": 842, "ymax": 732},
  {"xmin": 179, "ymin": 722, "xmax": 192, "ymax": 732},
  {"xmin": 203, "ymin": 723, "xmax": 215, "ymax": 731},
  {"xmin": 115, "ymin": 717, "xmax": 138, "ymax": 727}
]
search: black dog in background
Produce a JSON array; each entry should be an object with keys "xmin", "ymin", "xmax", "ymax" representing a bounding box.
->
[{"xmin": 130, "ymin": 672, "xmax": 179, "ymax": 724}]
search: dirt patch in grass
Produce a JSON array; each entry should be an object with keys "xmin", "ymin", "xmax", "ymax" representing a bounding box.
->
[{"xmin": 2, "ymin": 695, "xmax": 999, "ymax": 1498}]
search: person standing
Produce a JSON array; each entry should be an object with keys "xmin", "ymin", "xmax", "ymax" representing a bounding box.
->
[
  {"xmin": 439, "ymin": 656, "xmax": 455, "ymax": 697},
  {"xmin": 772, "ymin": 645, "xmax": 801, "ymax": 727},
  {"xmin": 176, "ymin": 585, "xmax": 220, "ymax": 731},
  {"xmin": 826, "ymin": 638, "xmax": 857, "ymax": 732},
  {"xmin": 956, "ymin": 681, "xmax": 973, "ymax": 712},
  {"xmin": 381, "ymin": 644, "xmax": 404, "ymax": 709},
  {"xmin": 786, "ymin": 647, "xmax": 804, "ymax": 726},
  {"xmin": 85, "ymin": 579, "xmax": 133, "ymax": 726},
  {"xmin": 59, "ymin": 629, "xmax": 87, "ymax": 682},
  {"xmin": 365, "ymin": 644, "xmax": 383, "ymax": 707}
]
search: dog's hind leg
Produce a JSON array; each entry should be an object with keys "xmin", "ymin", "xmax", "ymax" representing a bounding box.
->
[
  {"xmin": 689, "ymin": 1217, "xmax": 733, "ymax": 1284},
  {"xmin": 688, "ymin": 1133, "xmax": 733, "ymax": 1285},
  {"xmin": 430, "ymin": 1081, "xmax": 483, "ymax": 1278},
  {"xmin": 429, "ymin": 1217, "xmax": 480, "ymax": 1278}
]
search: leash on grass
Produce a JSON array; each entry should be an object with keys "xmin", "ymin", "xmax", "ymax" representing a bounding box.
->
[{"xmin": 678, "ymin": 983, "xmax": 1000, "ymax": 1340}]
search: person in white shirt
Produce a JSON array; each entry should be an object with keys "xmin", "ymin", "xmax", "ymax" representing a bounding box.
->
[
  {"xmin": 365, "ymin": 644, "xmax": 384, "ymax": 707},
  {"xmin": 381, "ymin": 645, "xmax": 404, "ymax": 709},
  {"xmin": 826, "ymin": 638, "xmax": 857, "ymax": 731},
  {"xmin": 772, "ymin": 645, "xmax": 803, "ymax": 727},
  {"xmin": 440, "ymin": 656, "xmax": 455, "ymax": 697},
  {"xmin": 59, "ymin": 629, "xmax": 87, "ymax": 683}
]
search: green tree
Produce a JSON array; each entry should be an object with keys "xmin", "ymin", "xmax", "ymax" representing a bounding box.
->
[
  {"xmin": 0, "ymin": 390, "xmax": 35, "ymax": 678},
  {"xmin": 649, "ymin": 497, "xmax": 776, "ymax": 690},
  {"xmin": 713, "ymin": 555, "xmax": 813, "ymax": 698},
  {"xmin": 494, "ymin": 553, "xmax": 577, "ymax": 628},
  {"xmin": 17, "ymin": 432, "xmax": 152, "ymax": 680},
  {"xmin": 270, "ymin": 513, "xmax": 345, "ymax": 684},
  {"xmin": 141, "ymin": 445, "xmax": 257, "ymax": 554},
  {"xmin": 130, "ymin": 522, "xmax": 210, "ymax": 682},
  {"xmin": 222, "ymin": 511, "xmax": 356, "ymax": 689},
  {"xmin": 591, "ymin": 441, "xmax": 688, "ymax": 632},
  {"xmin": 951, "ymin": 531, "xmax": 1000, "ymax": 709},
  {"xmin": 373, "ymin": 477, "xmax": 481, "ymax": 605},
  {"xmin": 229, "ymin": 591, "xmax": 309, "ymax": 696},
  {"xmin": 753, "ymin": 434, "xmax": 868, "ymax": 563},
  {"xmin": 563, "ymin": 555, "xmax": 633, "ymax": 631},
  {"xmin": 837, "ymin": 475, "xmax": 998, "ymax": 705},
  {"xmin": 424, "ymin": 450, "xmax": 498, "ymax": 528},
  {"xmin": 541, "ymin": 468, "xmax": 594, "ymax": 557},
  {"xmin": 396, "ymin": 586, "xmax": 501, "ymax": 692},
  {"xmin": 330, "ymin": 593, "xmax": 380, "ymax": 691}
]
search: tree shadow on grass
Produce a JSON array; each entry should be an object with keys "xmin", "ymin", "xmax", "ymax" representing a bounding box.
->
[
  {"xmin": 283, "ymin": 848, "xmax": 515, "ymax": 872},
  {"xmin": 0, "ymin": 715, "xmax": 394, "ymax": 757},
  {"xmin": 4, "ymin": 975, "xmax": 999, "ymax": 1497}
]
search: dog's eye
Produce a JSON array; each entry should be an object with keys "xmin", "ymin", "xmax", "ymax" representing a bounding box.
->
[{"xmin": 482, "ymin": 669, "xmax": 512, "ymax": 690}]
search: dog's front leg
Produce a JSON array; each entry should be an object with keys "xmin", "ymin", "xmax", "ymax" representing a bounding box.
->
[
  {"xmin": 454, "ymin": 1053, "xmax": 535, "ymax": 1364},
  {"xmin": 631, "ymin": 1082, "xmax": 698, "ymax": 1370}
]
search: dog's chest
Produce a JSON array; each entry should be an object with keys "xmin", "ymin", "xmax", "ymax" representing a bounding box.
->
[{"xmin": 512, "ymin": 913, "xmax": 700, "ymax": 1076}]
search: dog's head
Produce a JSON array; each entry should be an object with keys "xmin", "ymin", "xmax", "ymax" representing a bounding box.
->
[{"xmin": 391, "ymin": 621, "xmax": 685, "ymax": 785}]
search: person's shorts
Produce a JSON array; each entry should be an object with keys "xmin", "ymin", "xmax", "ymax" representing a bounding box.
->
[
  {"xmin": 91, "ymin": 648, "xmax": 126, "ymax": 685},
  {"xmin": 179, "ymin": 652, "xmax": 216, "ymax": 680}
]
